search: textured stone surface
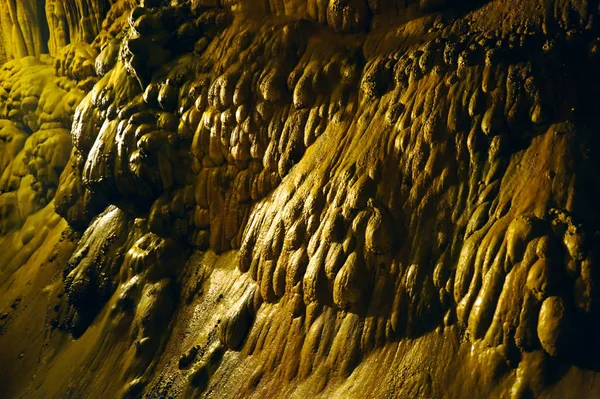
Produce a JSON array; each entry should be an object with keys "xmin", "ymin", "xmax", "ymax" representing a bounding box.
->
[{"xmin": 1, "ymin": 0, "xmax": 600, "ymax": 398}]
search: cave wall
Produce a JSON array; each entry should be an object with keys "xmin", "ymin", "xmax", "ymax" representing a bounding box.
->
[
  {"xmin": 0, "ymin": 0, "xmax": 114, "ymax": 63},
  {"xmin": 0, "ymin": 0, "xmax": 50, "ymax": 61},
  {"xmin": 1, "ymin": 0, "xmax": 600, "ymax": 398}
]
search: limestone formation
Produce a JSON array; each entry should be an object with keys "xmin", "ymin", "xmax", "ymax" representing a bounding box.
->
[{"xmin": 2, "ymin": 0, "xmax": 600, "ymax": 398}]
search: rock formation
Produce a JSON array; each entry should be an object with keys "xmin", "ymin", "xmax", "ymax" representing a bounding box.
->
[{"xmin": 2, "ymin": 0, "xmax": 600, "ymax": 398}]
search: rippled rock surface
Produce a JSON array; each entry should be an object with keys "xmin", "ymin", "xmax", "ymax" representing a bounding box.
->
[{"xmin": 2, "ymin": 0, "xmax": 600, "ymax": 398}]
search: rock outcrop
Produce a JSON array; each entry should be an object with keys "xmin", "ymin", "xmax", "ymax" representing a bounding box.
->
[{"xmin": 2, "ymin": 0, "xmax": 600, "ymax": 398}]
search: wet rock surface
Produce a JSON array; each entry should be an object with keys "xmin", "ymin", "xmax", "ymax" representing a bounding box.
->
[{"xmin": 2, "ymin": 0, "xmax": 600, "ymax": 398}]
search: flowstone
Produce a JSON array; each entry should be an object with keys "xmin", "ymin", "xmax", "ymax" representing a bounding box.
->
[{"xmin": 2, "ymin": 1, "xmax": 600, "ymax": 398}]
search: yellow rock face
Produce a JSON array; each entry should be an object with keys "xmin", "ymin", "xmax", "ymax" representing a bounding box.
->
[{"xmin": 1, "ymin": 1, "xmax": 600, "ymax": 398}]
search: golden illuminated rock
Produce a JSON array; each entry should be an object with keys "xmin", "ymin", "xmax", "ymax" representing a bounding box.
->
[{"xmin": 1, "ymin": 0, "xmax": 600, "ymax": 398}]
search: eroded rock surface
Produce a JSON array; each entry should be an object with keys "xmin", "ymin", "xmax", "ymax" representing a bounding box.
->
[{"xmin": 2, "ymin": 0, "xmax": 600, "ymax": 398}]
